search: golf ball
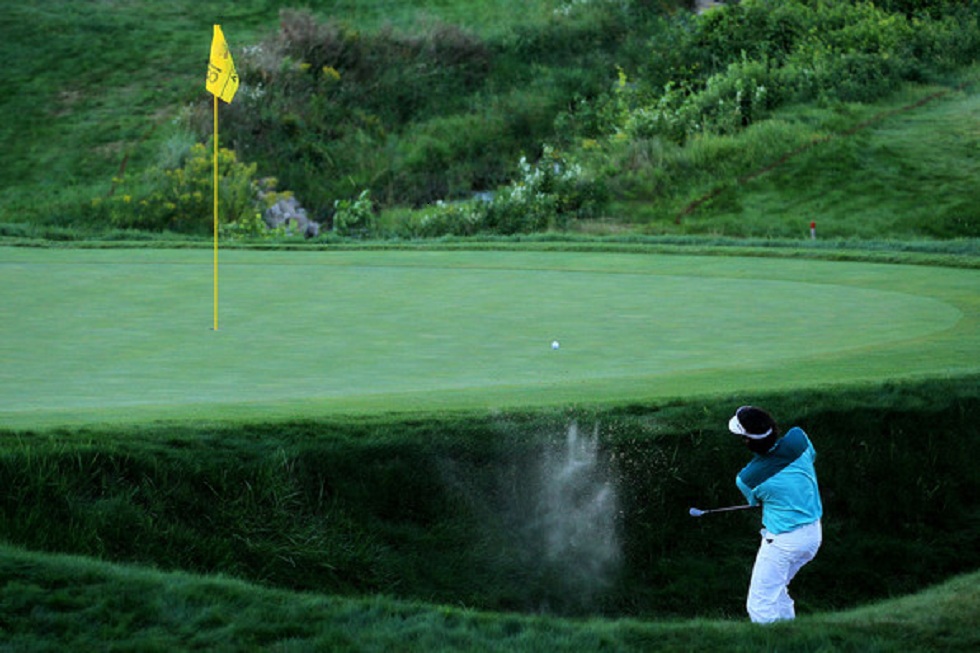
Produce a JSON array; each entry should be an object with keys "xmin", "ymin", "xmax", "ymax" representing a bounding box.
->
[{"xmin": 551, "ymin": 340, "xmax": 560, "ymax": 350}]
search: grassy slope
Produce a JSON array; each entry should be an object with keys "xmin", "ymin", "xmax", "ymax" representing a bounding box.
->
[
  {"xmin": 2, "ymin": 542, "xmax": 977, "ymax": 652},
  {"xmin": 683, "ymin": 83, "xmax": 980, "ymax": 239},
  {"xmin": 0, "ymin": 0, "xmax": 552, "ymax": 222},
  {"xmin": 609, "ymin": 75, "xmax": 980, "ymax": 238},
  {"xmin": 2, "ymin": 1, "xmax": 978, "ymax": 240}
]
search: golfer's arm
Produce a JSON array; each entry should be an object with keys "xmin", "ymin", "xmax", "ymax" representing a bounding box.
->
[{"xmin": 736, "ymin": 476, "xmax": 759, "ymax": 506}]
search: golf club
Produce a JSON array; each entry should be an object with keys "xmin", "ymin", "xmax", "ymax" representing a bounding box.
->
[{"xmin": 688, "ymin": 504, "xmax": 756, "ymax": 517}]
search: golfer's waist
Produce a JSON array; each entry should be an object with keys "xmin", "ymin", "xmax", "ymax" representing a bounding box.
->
[{"xmin": 763, "ymin": 519, "xmax": 821, "ymax": 539}]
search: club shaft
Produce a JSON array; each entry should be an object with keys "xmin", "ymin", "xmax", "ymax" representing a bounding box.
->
[
  {"xmin": 690, "ymin": 504, "xmax": 755, "ymax": 516},
  {"xmin": 703, "ymin": 504, "xmax": 754, "ymax": 514}
]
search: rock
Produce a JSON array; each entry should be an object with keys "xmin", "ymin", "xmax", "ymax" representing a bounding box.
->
[{"xmin": 263, "ymin": 195, "xmax": 320, "ymax": 238}]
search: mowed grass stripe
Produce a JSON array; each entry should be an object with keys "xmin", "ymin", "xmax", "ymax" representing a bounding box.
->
[{"xmin": 0, "ymin": 247, "xmax": 975, "ymax": 426}]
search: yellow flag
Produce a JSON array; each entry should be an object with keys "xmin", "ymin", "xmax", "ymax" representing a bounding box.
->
[{"xmin": 206, "ymin": 25, "xmax": 239, "ymax": 103}]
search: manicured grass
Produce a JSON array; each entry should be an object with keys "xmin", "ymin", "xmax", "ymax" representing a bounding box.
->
[{"xmin": 1, "ymin": 246, "xmax": 977, "ymax": 427}]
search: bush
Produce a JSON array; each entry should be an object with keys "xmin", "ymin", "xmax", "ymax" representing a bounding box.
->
[
  {"xmin": 391, "ymin": 113, "xmax": 508, "ymax": 207},
  {"xmin": 483, "ymin": 146, "xmax": 608, "ymax": 234},
  {"xmin": 94, "ymin": 143, "xmax": 261, "ymax": 235},
  {"xmin": 220, "ymin": 210, "xmax": 287, "ymax": 241},
  {"xmin": 626, "ymin": 56, "xmax": 774, "ymax": 143},
  {"xmin": 385, "ymin": 145, "xmax": 609, "ymax": 237},
  {"xmin": 908, "ymin": 10, "xmax": 980, "ymax": 75},
  {"xmin": 333, "ymin": 189, "xmax": 376, "ymax": 238},
  {"xmin": 484, "ymin": 182, "xmax": 557, "ymax": 235},
  {"xmin": 611, "ymin": 0, "xmax": 978, "ymax": 145},
  {"xmin": 400, "ymin": 200, "xmax": 488, "ymax": 238}
]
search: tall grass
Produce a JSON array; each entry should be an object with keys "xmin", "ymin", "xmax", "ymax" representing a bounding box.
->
[
  {"xmin": 1, "ymin": 377, "xmax": 977, "ymax": 619},
  {"xmin": 2, "ymin": 541, "xmax": 976, "ymax": 651}
]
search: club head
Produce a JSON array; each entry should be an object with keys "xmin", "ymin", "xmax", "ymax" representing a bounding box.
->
[{"xmin": 689, "ymin": 507, "xmax": 705, "ymax": 517}]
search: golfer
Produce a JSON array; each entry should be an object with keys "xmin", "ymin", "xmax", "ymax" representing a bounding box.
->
[{"xmin": 729, "ymin": 405, "xmax": 823, "ymax": 624}]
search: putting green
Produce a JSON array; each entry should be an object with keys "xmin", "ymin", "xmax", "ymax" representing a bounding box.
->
[{"xmin": 0, "ymin": 247, "xmax": 976, "ymax": 426}]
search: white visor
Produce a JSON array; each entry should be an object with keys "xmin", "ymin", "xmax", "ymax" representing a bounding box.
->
[{"xmin": 728, "ymin": 413, "xmax": 772, "ymax": 440}]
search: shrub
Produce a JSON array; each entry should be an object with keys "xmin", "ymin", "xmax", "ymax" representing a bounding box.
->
[
  {"xmin": 97, "ymin": 143, "xmax": 261, "ymax": 235},
  {"xmin": 221, "ymin": 210, "xmax": 289, "ymax": 241},
  {"xmin": 610, "ymin": 0, "xmax": 980, "ymax": 148},
  {"xmin": 908, "ymin": 10, "xmax": 980, "ymax": 75},
  {"xmin": 482, "ymin": 146, "xmax": 608, "ymax": 234},
  {"xmin": 626, "ymin": 56, "xmax": 774, "ymax": 143},
  {"xmin": 485, "ymin": 182, "xmax": 557, "ymax": 235},
  {"xmin": 405, "ymin": 200, "xmax": 488, "ymax": 238},
  {"xmin": 333, "ymin": 189, "xmax": 376, "ymax": 238}
]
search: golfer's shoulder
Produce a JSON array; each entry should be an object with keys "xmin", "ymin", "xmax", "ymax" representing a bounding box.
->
[
  {"xmin": 785, "ymin": 425, "xmax": 807, "ymax": 439},
  {"xmin": 782, "ymin": 427, "xmax": 815, "ymax": 457},
  {"xmin": 785, "ymin": 426, "xmax": 812, "ymax": 445}
]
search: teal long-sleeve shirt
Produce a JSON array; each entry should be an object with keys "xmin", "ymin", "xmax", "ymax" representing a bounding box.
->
[{"xmin": 736, "ymin": 427, "xmax": 823, "ymax": 535}]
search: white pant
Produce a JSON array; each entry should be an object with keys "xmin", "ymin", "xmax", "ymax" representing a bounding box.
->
[{"xmin": 747, "ymin": 520, "xmax": 822, "ymax": 623}]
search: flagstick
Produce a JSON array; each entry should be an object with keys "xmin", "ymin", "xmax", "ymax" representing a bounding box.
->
[
  {"xmin": 213, "ymin": 95, "xmax": 219, "ymax": 331},
  {"xmin": 208, "ymin": 23, "xmax": 238, "ymax": 331}
]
